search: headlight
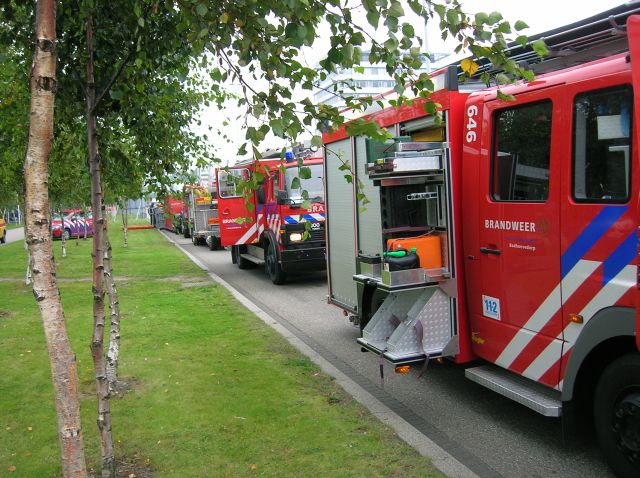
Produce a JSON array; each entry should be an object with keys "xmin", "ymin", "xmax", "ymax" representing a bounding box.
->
[{"xmin": 289, "ymin": 232, "xmax": 303, "ymax": 242}]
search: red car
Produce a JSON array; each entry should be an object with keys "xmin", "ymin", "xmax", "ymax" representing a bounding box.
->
[{"xmin": 52, "ymin": 211, "xmax": 94, "ymax": 240}]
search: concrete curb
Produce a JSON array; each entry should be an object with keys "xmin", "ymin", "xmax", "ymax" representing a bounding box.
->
[{"xmin": 164, "ymin": 231, "xmax": 479, "ymax": 478}]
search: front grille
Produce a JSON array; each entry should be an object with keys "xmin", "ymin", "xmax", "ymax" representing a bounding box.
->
[{"xmin": 308, "ymin": 228, "xmax": 325, "ymax": 242}]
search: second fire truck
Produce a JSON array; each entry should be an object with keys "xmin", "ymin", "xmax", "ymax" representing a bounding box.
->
[{"xmin": 216, "ymin": 148, "xmax": 326, "ymax": 284}]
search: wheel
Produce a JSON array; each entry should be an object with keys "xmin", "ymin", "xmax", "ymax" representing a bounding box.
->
[
  {"xmin": 235, "ymin": 245, "xmax": 252, "ymax": 269},
  {"xmin": 265, "ymin": 240, "xmax": 286, "ymax": 284},
  {"xmin": 0, "ymin": 230, "xmax": 5, "ymax": 244},
  {"xmin": 208, "ymin": 236, "xmax": 220, "ymax": 251},
  {"xmin": 183, "ymin": 225, "xmax": 190, "ymax": 238},
  {"xmin": 360, "ymin": 287, "xmax": 387, "ymax": 333},
  {"xmin": 62, "ymin": 228, "xmax": 71, "ymax": 241},
  {"xmin": 231, "ymin": 245, "xmax": 238, "ymax": 264},
  {"xmin": 594, "ymin": 353, "xmax": 640, "ymax": 478}
]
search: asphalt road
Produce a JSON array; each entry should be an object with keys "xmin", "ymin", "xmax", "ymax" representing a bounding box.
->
[{"xmin": 169, "ymin": 232, "xmax": 615, "ymax": 478}]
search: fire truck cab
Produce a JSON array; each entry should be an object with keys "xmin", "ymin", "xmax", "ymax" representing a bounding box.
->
[
  {"xmin": 323, "ymin": 5, "xmax": 640, "ymax": 477},
  {"xmin": 217, "ymin": 150, "xmax": 326, "ymax": 284}
]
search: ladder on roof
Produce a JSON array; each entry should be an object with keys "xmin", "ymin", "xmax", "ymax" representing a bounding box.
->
[{"xmin": 468, "ymin": 3, "xmax": 640, "ymax": 77}]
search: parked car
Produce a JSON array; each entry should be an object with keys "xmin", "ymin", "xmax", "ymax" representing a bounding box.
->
[
  {"xmin": 52, "ymin": 211, "xmax": 94, "ymax": 240},
  {"xmin": 0, "ymin": 218, "xmax": 6, "ymax": 244}
]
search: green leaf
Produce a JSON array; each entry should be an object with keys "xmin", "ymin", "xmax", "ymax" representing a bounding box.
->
[
  {"xmin": 514, "ymin": 20, "xmax": 529, "ymax": 31},
  {"xmin": 495, "ymin": 73, "xmax": 510, "ymax": 85},
  {"xmin": 291, "ymin": 177, "xmax": 301, "ymax": 190},
  {"xmin": 496, "ymin": 89, "xmax": 515, "ymax": 101},
  {"xmin": 475, "ymin": 12, "xmax": 489, "ymax": 25},
  {"xmin": 447, "ymin": 9, "xmax": 460, "ymax": 26},
  {"xmin": 521, "ymin": 70, "xmax": 535, "ymax": 81},
  {"xmin": 497, "ymin": 22, "xmax": 511, "ymax": 34},
  {"xmin": 196, "ymin": 3, "xmax": 208, "ymax": 16},
  {"xmin": 488, "ymin": 12, "xmax": 503, "ymax": 24},
  {"xmin": 401, "ymin": 23, "xmax": 415, "ymax": 37},
  {"xmin": 389, "ymin": 1, "xmax": 404, "ymax": 17},
  {"xmin": 110, "ymin": 89, "xmax": 124, "ymax": 100},
  {"xmin": 532, "ymin": 39, "xmax": 549, "ymax": 57},
  {"xmin": 310, "ymin": 136, "xmax": 323, "ymax": 148},
  {"xmin": 366, "ymin": 11, "xmax": 380, "ymax": 28},
  {"xmin": 384, "ymin": 37, "xmax": 398, "ymax": 51},
  {"xmin": 299, "ymin": 167, "xmax": 312, "ymax": 179}
]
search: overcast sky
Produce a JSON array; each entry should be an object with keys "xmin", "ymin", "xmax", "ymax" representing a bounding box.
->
[{"xmin": 197, "ymin": 0, "xmax": 630, "ymax": 165}]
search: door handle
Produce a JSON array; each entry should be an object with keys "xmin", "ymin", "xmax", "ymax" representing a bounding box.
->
[
  {"xmin": 222, "ymin": 208, "xmax": 230, "ymax": 215},
  {"xmin": 480, "ymin": 247, "xmax": 501, "ymax": 255}
]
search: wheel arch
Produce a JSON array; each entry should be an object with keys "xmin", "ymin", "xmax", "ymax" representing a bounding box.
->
[
  {"xmin": 262, "ymin": 230, "xmax": 280, "ymax": 260},
  {"xmin": 357, "ymin": 280, "xmax": 388, "ymax": 333},
  {"xmin": 562, "ymin": 306, "xmax": 636, "ymax": 403}
]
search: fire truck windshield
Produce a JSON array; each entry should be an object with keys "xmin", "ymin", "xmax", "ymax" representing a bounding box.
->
[{"xmin": 285, "ymin": 164, "xmax": 324, "ymax": 204}]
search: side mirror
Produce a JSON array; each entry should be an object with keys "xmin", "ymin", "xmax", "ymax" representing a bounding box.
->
[
  {"xmin": 276, "ymin": 189, "xmax": 288, "ymax": 205},
  {"xmin": 257, "ymin": 186, "xmax": 266, "ymax": 205}
]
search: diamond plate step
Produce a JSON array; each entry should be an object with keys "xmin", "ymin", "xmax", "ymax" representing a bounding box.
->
[{"xmin": 465, "ymin": 365, "xmax": 562, "ymax": 417}]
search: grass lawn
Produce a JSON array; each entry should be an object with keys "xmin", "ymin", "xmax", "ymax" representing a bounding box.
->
[{"xmin": 0, "ymin": 227, "xmax": 442, "ymax": 477}]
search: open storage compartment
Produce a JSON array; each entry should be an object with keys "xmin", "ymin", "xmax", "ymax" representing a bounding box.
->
[
  {"xmin": 355, "ymin": 114, "xmax": 459, "ymax": 364},
  {"xmin": 360, "ymin": 133, "xmax": 453, "ymax": 290}
]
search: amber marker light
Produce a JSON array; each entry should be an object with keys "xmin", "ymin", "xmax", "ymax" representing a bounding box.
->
[
  {"xmin": 569, "ymin": 313, "xmax": 584, "ymax": 324},
  {"xmin": 395, "ymin": 365, "xmax": 411, "ymax": 374}
]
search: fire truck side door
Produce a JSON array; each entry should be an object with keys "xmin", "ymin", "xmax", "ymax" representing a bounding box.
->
[
  {"xmin": 216, "ymin": 168, "xmax": 257, "ymax": 247},
  {"xmin": 560, "ymin": 80, "xmax": 637, "ymax": 371},
  {"xmin": 474, "ymin": 94, "xmax": 563, "ymax": 388}
]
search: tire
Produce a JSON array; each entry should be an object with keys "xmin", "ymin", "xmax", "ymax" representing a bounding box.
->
[
  {"xmin": 360, "ymin": 287, "xmax": 387, "ymax": 333},
  {"xmin": 265, "ymin": 240, "xmax": 286, "ymax": 284},
  {"xmin": 183, "ymin": 225, "xmax": 190, "ymax": 238},
  {"xmin": 594, "ymin": 353, "xmax": 640, "ymax": 478},
  {"xmin": 235, "ymin": 245, "xmax": 252, "ymax": 270},
  {"xmin": 208, "ymin": 236, "xmax": 220, "ymax": 251},
  {"xmin": 63, "ymin": 228, "xmax": 71, "ymax": 241},
  {"xmin": 0, "ymin": 231, "xmax": 5, "ymax": 244}
]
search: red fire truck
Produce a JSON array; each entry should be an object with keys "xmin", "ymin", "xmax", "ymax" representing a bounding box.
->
[
  {"xmin": 162, "ymin": 197, "xmax": 184, "ymax": 233},
  {"xmin": 216, "ymin": 149, "xmax": 326, "ymax": 284},
  {"xmin": 182, "ymin": 184, "xmax": 220, "ymax": 249},
  {"xmin": 322, "ymin": 5, "xmax": 640, "ymax": 477}
]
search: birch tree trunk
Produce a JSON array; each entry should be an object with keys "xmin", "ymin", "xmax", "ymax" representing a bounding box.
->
[
  {"xmin": 85, "ymin": 14, "xmax": 115, "ymax": 478},
  {"xmin": 24, "ymin": 2, "xmax": 87, "ymax": 476},
  {"xmin": 103, "ymin": 233, "xmax": 121, "ymax": 395},
  {"xmin": 25, "ymin": 241, "xmax": 32, "ymax": 285},
  {"xmin": 60, "ymin": 211, "xmax": 67, "ymax": 257},
  {"xmin": 122, "ymin": 200, "xmax": 128, "ymax": 248}
]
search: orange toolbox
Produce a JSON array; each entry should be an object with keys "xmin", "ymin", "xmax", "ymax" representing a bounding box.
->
[{"xmin": 386, "ymin": 235, "xmax": 442, "ymax": 270}]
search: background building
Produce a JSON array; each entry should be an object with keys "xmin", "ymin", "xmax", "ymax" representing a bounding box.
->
[{"xmin": 313, "ymin": 51, "xmax": 448, "ymax": 109}]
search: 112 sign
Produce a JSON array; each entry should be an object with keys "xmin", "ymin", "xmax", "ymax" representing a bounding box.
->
[{"xmin": 482, "ymin": 295, "xmax": 501, "ymax": 320}]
